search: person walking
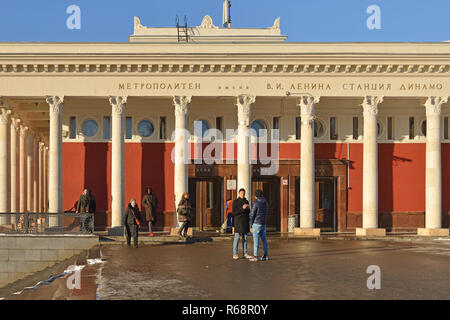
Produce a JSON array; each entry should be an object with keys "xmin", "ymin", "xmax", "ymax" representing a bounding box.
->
[
  {"xmin": 142, "ymin": 186, "xmax": 158, "ymax": 237},
  {"xmin": 123, "ymin": 198, "xmax": 142, "ymax": 248},
  {"xmin": 232, "ymin": 188, "xmax": 251, "ymax": 260},
  {"xmin": 249, "ymin": 190, "xmax": 269, "ymax": 261},
  {"xmin": 177, "ymin": 192, "xmax": 192, "ymax": 238}
]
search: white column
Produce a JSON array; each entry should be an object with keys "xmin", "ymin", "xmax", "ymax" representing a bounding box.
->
[
  {"xmin": 33, "ymin": 137, "xmax": 39, "ymax": 213},
  {"xmin": 418, "ymin": 96, "xmax": 449, "ymax": 236},
  {"xmin": 46, "ymin": 96, "xmax": 64, "ymax": 226},
  {"xmin": 38, "ymin": 142, "xmax": 44, "ymax": 213},
  {"xmin": 19, "ymin": 125, "xmax": 28, "ymax": 213},
  {"xmin": 10, "ymin": 117, "xmax": 19, "ymax": 222},
  {"xmin": 43, "ymin": 146, "xmax": 48, "ymax": 212},
  {"xmin": 173, "ymin": 96, "xmax": 191, "ymax": 228},
  {"xmin": 236, "ymin": 95, "xmax": 255, "ymax": 203},
  {"xmin": 357, "ymin": 96, "xmax": 385, "ymax": 236},
  {"xmin": 109, "ymin": 96, "xmax": 127, "ymax": 231},
  {"xmin": 0, "ymin": 105, "xmax": 11, "ymax": 224},
  {"xmin": 294, "ymin": 96, "xmax": 321, "ymax": 236},
  {"xmin": 26, "ymin": 131, "xmax": 33, "ymax": 212}
]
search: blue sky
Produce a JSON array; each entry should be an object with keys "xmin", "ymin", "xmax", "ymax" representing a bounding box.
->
[{"xmin": 0, "ymin": 0, "xmax": 448, "ymax": 42}]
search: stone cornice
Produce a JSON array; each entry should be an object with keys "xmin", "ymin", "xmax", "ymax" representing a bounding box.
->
[{"xmin": 0, "ymin": 63, "xmax": 449, "ymax": 75}]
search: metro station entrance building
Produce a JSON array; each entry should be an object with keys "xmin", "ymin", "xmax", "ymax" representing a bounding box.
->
[{"xmin": 0, "ymin": 13, "xmax": 449, "ymax": 236}]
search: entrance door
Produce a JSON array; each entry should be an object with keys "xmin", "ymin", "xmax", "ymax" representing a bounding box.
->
[
  {"xmin": 315, "ymin": 178, "xmax": 335, "ymax": 231},
  {"xmin": 252, "ymin": 178, "xmax": 280, "ymax": 231},
  {"xmin": 188, "ymin": 179, "xmax": 222, "ymax": 231},
  {"xmin": 295, "ymin": 177, "xmax": 336, "ymax": 232}
]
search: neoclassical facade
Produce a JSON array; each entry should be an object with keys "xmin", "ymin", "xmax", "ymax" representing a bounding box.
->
[{"xmin": 0, "ymin": 14, "xmax": 449, "ymax": 236}]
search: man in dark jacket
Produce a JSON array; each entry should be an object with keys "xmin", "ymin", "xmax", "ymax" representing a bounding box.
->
[
  {"xmin": 123, "ymin": 199, "xmax": 142, "ymax": 248},
  {"xmin": 249, "ymin": 190, "xmax": 269, "ymax": 261},
  {"xmin": 232, "ymin": 188, "xmax": 251, "ymax": 259}
]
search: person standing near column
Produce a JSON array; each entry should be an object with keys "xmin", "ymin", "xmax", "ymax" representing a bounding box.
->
[
  {"xmin": 177, "ymin": 192, "xmax": 192, "ymax": 239},
  {"xmin": 232, "ymin": 188, "xmax": 251, "ymax": 260},
  {"xmin": 249, "ymin": 189, "xmax": 269, "ymax": 262}
]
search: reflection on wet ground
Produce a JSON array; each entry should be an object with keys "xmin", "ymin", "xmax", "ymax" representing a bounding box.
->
[{"xmin": 3, "ymin": 238, "xmax": 450, "ymax": 300}]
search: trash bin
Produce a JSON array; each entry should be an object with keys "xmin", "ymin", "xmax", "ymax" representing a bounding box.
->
[{"xmin": 288, "ymin": 215, "xmax": 296, "ymax": 233}]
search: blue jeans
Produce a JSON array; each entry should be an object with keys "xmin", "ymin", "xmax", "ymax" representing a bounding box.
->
[
  {"xmin": 233, "ymin": 233, "xmax": 247, "ymax": 255},
  {"xmin": 252, "ymin": 224, "xmax": 268, "ymax": 257}
]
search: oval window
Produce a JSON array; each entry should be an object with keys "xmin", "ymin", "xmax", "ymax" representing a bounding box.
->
[
  {"xmin": 82, "ymin": 119, "xmax": 98, "ymax": 137},
  {"xmin": 251, "ymin": 120, "xmax": 267, "ymax": 138},
  {"xmin": 137, "ymin": 120, "xmax": 154, "ymax": 138}
]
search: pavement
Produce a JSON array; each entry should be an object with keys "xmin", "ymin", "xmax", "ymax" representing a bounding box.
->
[{"xmin": 1, "ymin": 233, "xmax": 450, "ymax": 300}]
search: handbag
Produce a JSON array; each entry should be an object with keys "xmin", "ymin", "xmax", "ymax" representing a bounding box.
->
[
  {"xmin": 130, "ymin": 208, "xmax": 141, "ymax": 227},
  {"xmin": 177, "ymin": 207, "xmax": 188, "ymax": 216}
]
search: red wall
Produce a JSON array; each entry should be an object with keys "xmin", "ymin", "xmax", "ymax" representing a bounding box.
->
[{"xmin": 62, "ymin": 142, "xmax": 430, "ymax": 226}]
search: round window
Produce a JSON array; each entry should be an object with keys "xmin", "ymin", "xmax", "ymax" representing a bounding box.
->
[
  {"xmin": 194, "ymin": 120, "xmax": 210, "ymax": 138},
  {"xmin": 137, "ymin": 120, "xmax": 154, "ymax": 138},
  {"xmin": 82, "ymin": 119, "xmax": 98, "ymax": 137},
  {"xmin": 251, "ymin": 120, "xmax": 267, "ymax": 138},
  {"xmin": 314, "ymin": 119, "xmax": 325, "ymax": 138}
]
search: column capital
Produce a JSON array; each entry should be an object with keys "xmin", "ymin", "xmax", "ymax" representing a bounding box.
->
[
  {"xmin": 361, "ymin": 96, "xmax": 383, "ymax": 117},
  {"xmin": 46, "ymin": 96, "xmax": 64, "ymax": 114},
  {"xmin": 236, "ymin": 94, "xmax": 255, "ymax": 120},
  {"xmin": 11, "ymin": 117, "xmax": 21, "ymax": 131},
  {"xmin": 173, "ymin": 96, "xmax": 192, "ymax": 116},
  {"xmin": 0, "ymin": 106, "xmax": 12, "ymax": 124},
  {"xmin": 109, "ymin": 96, "xmax": 128, "ymax": 114},
  {"xmin": 19, "ymin": 125, "xmax": 28, "ymax": 137},
  {"xmin": 297, "ymin": 95, "xmax": 320, "ymax": 119},
  {"xmin": 424, "ymin": 96, "xmax": 448, "ymax": 116}
]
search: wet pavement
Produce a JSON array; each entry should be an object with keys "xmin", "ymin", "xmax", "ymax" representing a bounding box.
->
[{"xmin": 2, "ymin": 237, "xmax": 450, "ymax": 300}]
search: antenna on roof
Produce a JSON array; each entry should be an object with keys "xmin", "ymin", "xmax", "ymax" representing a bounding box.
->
[{"xmin": 222, "ymin": 0, "xmax": 231, "ymax": 28}]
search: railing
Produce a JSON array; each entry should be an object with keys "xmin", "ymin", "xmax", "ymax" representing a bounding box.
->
[{"xmin": 0, "ymin": 212, "xmax": 94, "ymax": 234}]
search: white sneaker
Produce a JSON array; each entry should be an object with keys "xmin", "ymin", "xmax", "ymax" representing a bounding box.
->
[{"xmin": 233, "ymin": 254, "xmax": 239, "ymax": 260}]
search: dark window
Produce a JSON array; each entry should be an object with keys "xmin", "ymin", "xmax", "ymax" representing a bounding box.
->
[
  {"xmin": 216, "ymin": 117, "xmax": 223, "ymax": 132},
  {"xmin": 409, "ymin": 117, "xmax": 415, "ymax": 139},
  {"xmin": 421, "ymin": 120, "xmax": 427, "ymax": 137},
  {"xmin": 103, "ymin": 117, "xmax": 111, "ymax": 140},
  {"xmin": 330, "ymin": 117, "xmax": 337, "ymax": 140},
  {"xmin": 273, "ymin": 117, "xmax": 279, "ymax": 130},
  {"xmin": 126, "ymin": 117, "xmax": 132, "ymax": 139},
  {"xmin": 296, "ymin": 117, "xmax": 301, "ymax": 140},
  {"xmin": 160, "ymin": 117, "xmax": 166, "ymax": 140},
  {"xmin": 387, "ymin": 117, "xmax": 393, "ymax": 140},
  {"xmin": 353, "ymin": 117, "xmax": 359, "ymax": 140},
  {"xmin": 69, "ymin": 117, "xmax": 76, "ymax": 139},
  {"xmin": 445, "ymin": 117, "xmax": 449, "ymax": 140}
]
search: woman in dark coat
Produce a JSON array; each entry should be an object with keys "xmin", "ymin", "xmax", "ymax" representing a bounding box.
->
[
  {"xmin": 142, "ymin": 186, "xmax": 158, "ymax": 237},
  {"xmin": 232, "ymin": 188, "xmax": 251, "ymax": 259},
  {"xmin": 177, "ymin": 192, "xmax": 192, "ymax": 238},
  {"xmin": 123, "ymin": 198, "xmax": 142, "ymax": 248}
]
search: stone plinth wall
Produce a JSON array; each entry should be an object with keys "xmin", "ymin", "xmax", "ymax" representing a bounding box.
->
[{"xmin": 0, "ymin": 234, "xmax": 98, "ymax": 288}]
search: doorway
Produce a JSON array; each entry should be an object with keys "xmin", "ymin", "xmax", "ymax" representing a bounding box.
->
[
  {"xmin": 252, "ymin": 177, "xmax": 280, "ymax": 231},
  {"xmin": 188, "ymin": 178, "xmax": 222, "ymax": 231},
  {"xmin": 295, "ymin": 177, "xmax": 337, "ymax": 232}
]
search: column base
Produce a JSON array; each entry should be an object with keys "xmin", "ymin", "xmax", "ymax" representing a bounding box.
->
[
  {"xmin": 170, "ymin": 227, "xmax": 194, "ymax": 237},
  {"xmin": 417, "ymin": 228, "xmax": 449, "ymax": 237},
  {"xmin": 356, "ymin": 228, "xmax": 386, "ymax": 237},
  {"xmin": 293, "ymin": 228, "xmax": 321, "ymax": 236},
  {"xmin": 108, "ymin": 226, "xmax": 124, "ymax": 236}
]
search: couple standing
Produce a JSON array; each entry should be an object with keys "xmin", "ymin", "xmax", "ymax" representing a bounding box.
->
[{"xmin": 232, "ymin": 188, "xmax": 269, "ymax": 262}]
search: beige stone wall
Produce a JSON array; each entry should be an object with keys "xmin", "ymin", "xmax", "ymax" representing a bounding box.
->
[{"xmin": 0, "ymin": 235, "xmax": 98, "ymax": 288}]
